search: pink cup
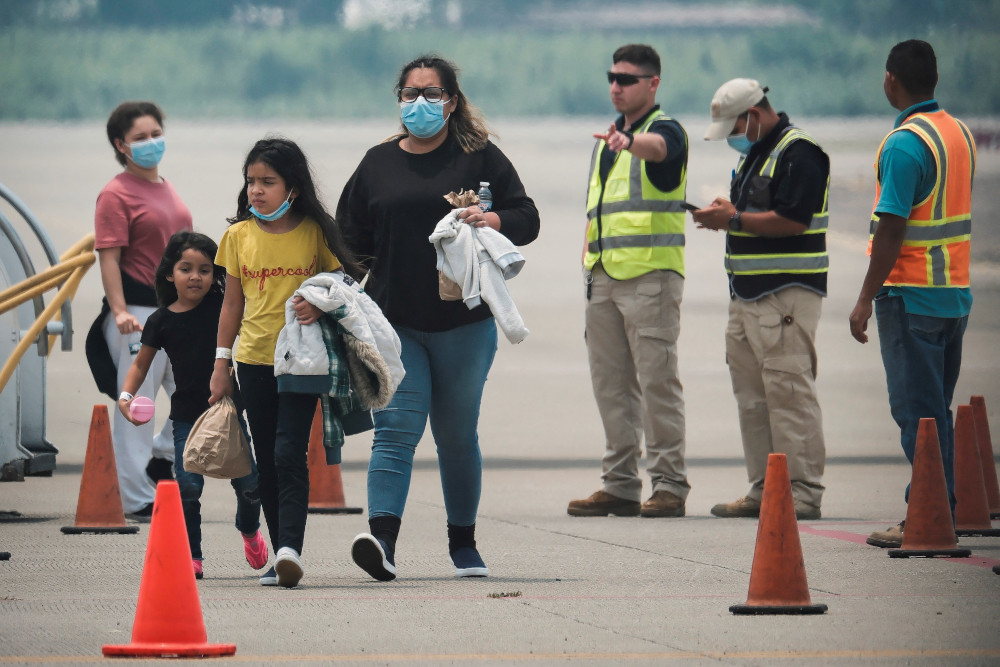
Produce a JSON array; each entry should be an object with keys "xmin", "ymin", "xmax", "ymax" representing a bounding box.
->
[{"xmin": 129, "ymin": 396, "xmax": 155, "ymax": 423}]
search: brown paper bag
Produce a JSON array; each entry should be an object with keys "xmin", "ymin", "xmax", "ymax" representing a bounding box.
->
[
  {"xmin": 183, "ymin": 396, "xmax": 252, "ymax": 479},
  {"xmin": 439, "ymin": 272, "xmax": 463, "ymax": 300},
  {"xmin": 438, "ymin": 189, "xmax": 480, "ymax": 301}
]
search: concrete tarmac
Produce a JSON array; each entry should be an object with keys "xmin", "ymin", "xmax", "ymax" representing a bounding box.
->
[{"xmin": 1, "ymin": 118, "xmax": 999, "ymax": 665}]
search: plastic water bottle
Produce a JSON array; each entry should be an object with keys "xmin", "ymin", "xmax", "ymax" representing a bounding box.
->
[{"xmin": 477, "ymin": 181, "xmax": 492, "ymax": 212}]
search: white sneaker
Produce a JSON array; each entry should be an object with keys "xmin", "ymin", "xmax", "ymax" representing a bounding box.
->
[{"xmin": 274, "ymin": 547, "xmax": 303, "ymax": 588}]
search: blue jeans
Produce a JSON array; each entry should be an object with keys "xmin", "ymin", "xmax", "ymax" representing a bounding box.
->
[
  {"xmin": 875, "ymin": 294, "xmax": 967, "ymax": 513},
  {"xmin": 173, "ymin": 419, "xmax": 261, "ymax": 561},
  {"xmin": 368, "ymin": 318, "xmax": 497, "ymax": 527}
]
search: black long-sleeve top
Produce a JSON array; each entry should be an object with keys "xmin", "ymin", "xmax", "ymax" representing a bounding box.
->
[{"xmin": 336, "ymin": 133, "xmax": 540, "ymax": 333}]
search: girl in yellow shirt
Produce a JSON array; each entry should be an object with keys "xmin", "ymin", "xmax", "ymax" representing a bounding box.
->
[{"xmin": 210, "ymin": 137, "xmax": 362, "ymax": 588}]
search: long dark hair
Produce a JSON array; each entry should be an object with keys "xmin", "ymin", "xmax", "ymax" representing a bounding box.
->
[
  {"xmin": 228, "ymin": 136, "xmax": 363, "ymax": 280},
  {"xmin": 391, "ymin": 54, "xmax": 493, "ymax": 153},
  {"xmin": 154, "ymin": 231, "xmax": 226, "ymax": 308}
]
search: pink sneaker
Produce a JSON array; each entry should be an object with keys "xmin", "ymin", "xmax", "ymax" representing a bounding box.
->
[
  {"xmin": 243, "ymin": 530, "xmax": 269, "ymax": 570},
  {"xmin": 192, "ymin": 559, "xmax": 203, "ymax": 580}
]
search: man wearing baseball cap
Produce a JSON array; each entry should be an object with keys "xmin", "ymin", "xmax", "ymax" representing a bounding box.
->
[{"xmin": 691, "ymin": 78, "xmax": 830, "ymax": 520}]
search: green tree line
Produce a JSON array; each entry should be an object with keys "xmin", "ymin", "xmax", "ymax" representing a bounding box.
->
[{"xmin": 1, "ymin": 1, "xmax": 998, "ymax": 120}]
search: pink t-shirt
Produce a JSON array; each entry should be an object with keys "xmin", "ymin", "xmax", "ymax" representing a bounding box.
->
[{"xmin": 94, "ymin": 172, "xmax": 193, "ymax": 287}]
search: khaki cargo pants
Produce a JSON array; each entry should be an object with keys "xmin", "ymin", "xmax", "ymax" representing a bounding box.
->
[
  {"xmin": 726, "ymin": 286, "xmax": 826, "ymax": 508},
  {"xmin": 585, "ymin": 266, "xmax": 689, "ymax": 502}
]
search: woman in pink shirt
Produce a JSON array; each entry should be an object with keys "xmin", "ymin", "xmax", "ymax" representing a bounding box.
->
[{"xmin": 90, "ymin": 101, "xmax": 192, "ymax": 520}]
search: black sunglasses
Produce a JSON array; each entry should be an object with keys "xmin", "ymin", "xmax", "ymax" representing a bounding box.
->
[{"xmin": 607, "ymin": 71, "xmax": 655, "ymax": 86}]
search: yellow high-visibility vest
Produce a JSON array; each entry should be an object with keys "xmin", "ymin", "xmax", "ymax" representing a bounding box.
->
[
  {"xmin": 726, "ymin": 126, "xmax": 830, "ymax": 299},
  {"xmin": 584, "ymin": 110, "xmax": 687, "ymax": 280}
]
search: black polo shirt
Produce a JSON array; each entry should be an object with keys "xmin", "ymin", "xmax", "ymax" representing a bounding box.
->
[
  {"xmin": 599, "ymin": 104, "xmax": 688, "ymax": 193},
  {"xmin": 729, "ymin": 113, "xmax": 829, "ymax": 225},
  {"xmin": 726, "ymin": 113, "xmax": 830, "ymax": 300}
]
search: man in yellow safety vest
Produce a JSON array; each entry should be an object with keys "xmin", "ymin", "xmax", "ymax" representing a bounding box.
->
[
  {"xmin": 692, "ymin": 78, "xmax": 831, "ymax": 521},
  {"xmin": 568, "ymin": 44, "xmax": 691, "ymax": 519}
]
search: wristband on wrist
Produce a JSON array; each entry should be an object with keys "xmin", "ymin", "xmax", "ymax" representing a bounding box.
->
[
  {"xmin": 119, "ymin": 391, "xmax": 133, "ymax": 403},
  {"xmin": 215, "ymin": 347, "xmax": 233, "ymax": 360},
  {"xmin": 622, "ymin": 130, "xmax": 635, "ymax": 150}
]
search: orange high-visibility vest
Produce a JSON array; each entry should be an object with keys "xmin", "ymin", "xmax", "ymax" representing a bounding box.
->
[{"xmin": 869, "ymin": 110, "xmax": 976, "ymax": 287}]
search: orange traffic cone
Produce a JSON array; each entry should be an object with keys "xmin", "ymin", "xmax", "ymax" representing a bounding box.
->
[
  {"xmin": 102, "ymin": 481, "xmax": 236, "ymax": 658},
  {"xmin": 730, "ymin": 453, "xmax": 827, "ymax": 615},
  {"xmin": 889, "ymin": 418, "xmax": 971, "ymax": 558},
  {"xmin": 307, "ymin": 403, "xmax": 362, "ymax": 515},
  {"xmin": 954, "ymin": 405, "xmax": 1000, "ymax": 537},
  {"xmin": 61, "ymin": 405, "xmax": 138, "ymax": 535},
  {"xmin": 970, "ymin": 396, "xmax": 1000, "ymax": 519}
]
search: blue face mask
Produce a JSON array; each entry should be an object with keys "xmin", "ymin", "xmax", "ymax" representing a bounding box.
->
[
  {"xmin": 726, "ymin": 113, "xmax": 760, "ymax": 154},
  {"xmin": 127, "ymin": 136, "xmax": 165, "ymax": 168},
  {"xmin": 250, "ymin": 191, "xmax": 293, "ymax": 222},
  {"xmin": 400, "ymin": 97, "xmax": 448, "ymax": 139},
  {"xmin": 726, "ymin": 133, "xmax": 754, "ymax": 154}
]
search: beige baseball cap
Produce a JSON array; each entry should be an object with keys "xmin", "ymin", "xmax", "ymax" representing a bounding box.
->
[{"xmin": 704, "ymin": 78, "xmax": 767, "ymax": 140}]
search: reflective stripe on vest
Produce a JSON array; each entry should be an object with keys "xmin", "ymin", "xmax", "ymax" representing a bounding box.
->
[
  {"xmin": 869, "ymin": 111, "xmax": 975, "ymax": 287},
  {"xmin": 726, "ymin": 127, "xmax": 830, "ymax": 279},
  {"xmin": 726, "ymin": 253, "xmax": 829, "ymax": 275},
  {"xmin": 739, "ymin": 128, "xmax": 829, "ymax": 233},
  {"xmin": 584, "ymin": 110, "xmax": 687, "ymax": 280}
]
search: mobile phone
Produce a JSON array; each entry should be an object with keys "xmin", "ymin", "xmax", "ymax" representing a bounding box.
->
[{"xmin": 680, "ymin": 202, "xmax": 700, "ymax": 212}]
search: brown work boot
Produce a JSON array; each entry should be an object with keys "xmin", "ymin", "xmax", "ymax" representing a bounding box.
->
[
  {"xmin": 794, "ymin": 501, "xmax": 822, "ymax": 521},
  {"xmin": 710, "ymin": 495, "xmax": 761, "ymax": 518},
  {"xmin": 640, "ymin": 490, "xmax": 685, "ymax": 518},
  {"xmin": 567, "ymin": 490, "xmax": 640, "ymax": 517},
  {"xmin": 866, "ymin": 521, "xmax": 904, "ymax": 548}
]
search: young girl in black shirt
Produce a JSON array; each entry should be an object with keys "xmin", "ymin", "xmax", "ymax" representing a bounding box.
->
[{"xmin": 118, "ymin": 231, "xmax": 268, "ymax": 580}]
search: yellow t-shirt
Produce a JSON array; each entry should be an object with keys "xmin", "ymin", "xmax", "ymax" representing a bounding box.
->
[{"xmin": 217, "ymin": 217, "xmax": 341, "ymax": 365}]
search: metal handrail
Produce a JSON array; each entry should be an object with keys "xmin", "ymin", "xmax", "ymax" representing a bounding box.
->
[
  {"xmin": 0, "ymin": 182, "xmax": 71, "ymax": 353},
  {"xmin": 0, "ymin": 234, "xmax": 95, "ymax": 395}
]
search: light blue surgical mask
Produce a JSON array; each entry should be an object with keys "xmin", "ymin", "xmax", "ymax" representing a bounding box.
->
[
  {"xmin": 726, "ymin": 133, "xmax": 754, "ymax": 154},
  {"xmin": 127, "ymin": 136, "xmax": 165, "ymax": 168},
  {"xmin": 726, "ymin": 113, "xmax": 760, "ymax": 154},
  {"xmin": 250, "ymin": 191, "xmax": 293, "ymax": 222},
  {"xmin": 400, "ymin": 96, "xmax": 448, "ymax": 139}
]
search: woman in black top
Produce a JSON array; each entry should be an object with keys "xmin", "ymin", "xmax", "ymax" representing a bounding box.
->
[{"xmin": 338, "ymin": 54, "xmax": 539, "ymax": 581}]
